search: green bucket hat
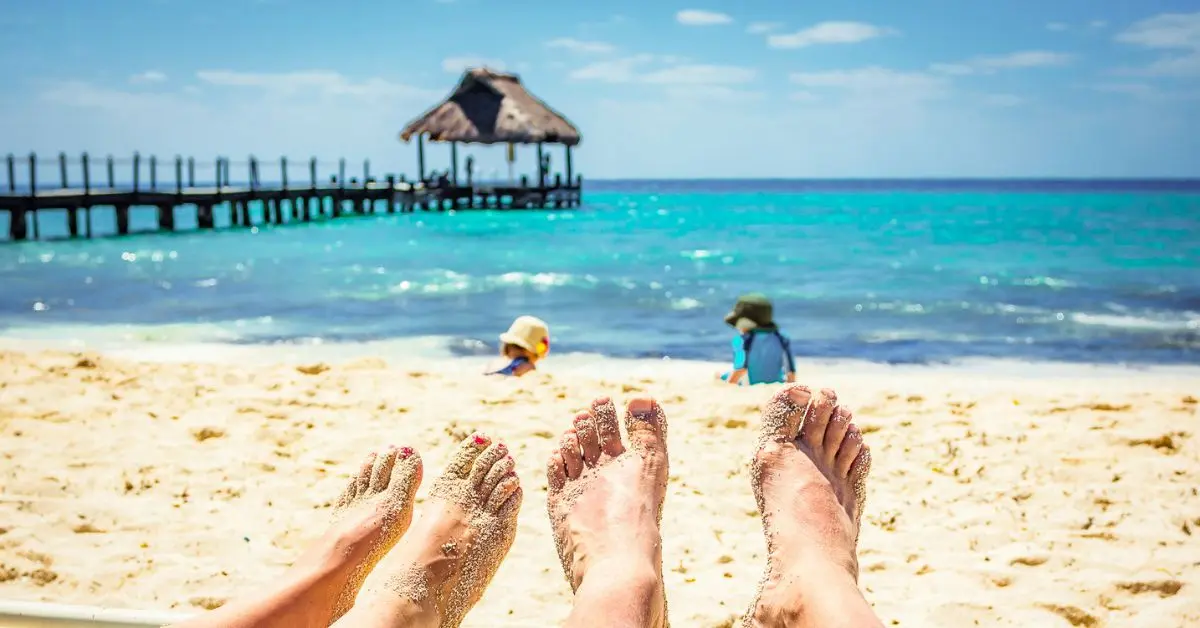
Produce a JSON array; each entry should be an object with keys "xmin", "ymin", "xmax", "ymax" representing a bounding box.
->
[{"xmin": 723, "ymin": 293, "xmax": 775, "ymax": 330}]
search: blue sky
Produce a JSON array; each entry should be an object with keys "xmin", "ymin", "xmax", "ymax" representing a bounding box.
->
[{"xmin": 1, "ymin": 0, "xmax": 1198, "ymax": 179}]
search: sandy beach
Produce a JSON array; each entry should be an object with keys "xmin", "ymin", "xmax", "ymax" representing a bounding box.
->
[{"xmin": 0, "ymin": 347, "xmax": 1197, "ymax": 627}]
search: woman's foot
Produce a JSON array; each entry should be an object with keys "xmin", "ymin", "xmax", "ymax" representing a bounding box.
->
[
  {"xmin": 169, "ymin": 445, "xmax": 423, "ymax": 628},
  {"xmin": 744, "ymin": 385, "xmax": 882, "ymax": 628},
  {"xmin": 547, "ymin": 397, "xmax": 670, "ymax": 628},
  {"xmin": 336, "ymin": 433, "xmax": 522, "ymax": 628}
]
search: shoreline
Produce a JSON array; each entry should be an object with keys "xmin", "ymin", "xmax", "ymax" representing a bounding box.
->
[{"xmin": 2, "ymin": 334, "xmax": 1199, "ymax": 382}]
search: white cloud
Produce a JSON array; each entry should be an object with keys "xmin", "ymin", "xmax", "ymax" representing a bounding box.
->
[
  {"xmin": 789, "ymin": 67, "xmax": 947, "ymax": 103},
  {"xmin": 930, "ymin": 50, "xmax": 1072, "ymax": 75},
  {"xmin": 568, "ymin": 55, "xmax": 655, "ymax": 82},
  {"xmin": 662, "ymin": 85, "xmax": 764, "ymax": 102},
  {"xmin": 1114, "ymin": 12, "xmax": 1200, "ymax": 76},
  {"xmin": 440, "ymin": 56, "xmax": 506, "ymax": 74},
  {"xmin": 569, "ymin": 56, "xmax": 753, "ymax": 85},
  {"xmin": 1116, "ymin": 12, "xmax": 1200, "ymax": 48},
  {"xmin": 129, "ymin": 70, "xmax": 167, "ymax": 84},
  {"xmin": 639, "ymin": 64, "xmax": 756, "ymax": 85},
  {"xmin": 746, "ymin": 21, "xmax": 783, "ymax": 34},
  {"xmin": 1047, "ymin": 20, "xmax": 1107, "ymax": 32},
  {"xmin": 545, "ymin": 38, "xmax": 615, "ymax": 54},
  {"xmin": 196, "ymin": 70, "xmax": 437, "ymax": 101},
  {"xmin": 767, "ymin": 21, "xmax": 891, "ymax": 49},
  {"xmin": 675, "ymin": 10, "xmax": 732, "ymax": 26}
]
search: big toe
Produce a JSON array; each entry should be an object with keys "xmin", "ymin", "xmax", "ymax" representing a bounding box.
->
[
  {"xmin": 445, "ymin": 433, "xmax": 493, "ymax": 479},
  {"xmin": 757, "ymin": 385, "xmax": 811, "ymax": 446},
  {"xmin": 383, "ymin": 446, "xmax": 424, "ymax": 507},
  {"xmin": 623, "ymin": 398, "xmax": 668, "ymax": 458}
]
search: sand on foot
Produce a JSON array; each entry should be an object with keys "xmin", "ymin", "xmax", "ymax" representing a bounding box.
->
[{"xmin": 334, "ymin": 433, "xmax": 522, "ymax": 628}]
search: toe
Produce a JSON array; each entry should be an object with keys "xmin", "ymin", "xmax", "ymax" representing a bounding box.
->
[
  {"xmin": 834, "ymin": 425, "xmax": 863, "ymax": 478},
  {"xmin": 560, "ymin": 430, "xmax": 584, "ymax": 479},
  {"xmin": 800, "ymin": 388, "xmax": 837, "ymax": 451},
  {"xmin": 354, "ymin": 452, "xmax": 377, "ymax": 497},
  {"xmin": 481, "ymin": 454, "xmax": 516, "ymax": 496},
  {"xmin": 758, "ymin": 385, "xmax": 810, "ymax": 445},
  {"xmin": 851, "ymin": 444, "xmax": 872, "ymax": 520},
  {"xmin": 822, "ymin": 406, "xmax": 853, "ymax": 465},
  {"xmin": 367, "ymin": 446, "xmax": 399, "ymax": 493},
  {"xmin": 573, "ymin": 411, "xmax": 601, "ymax": 466},
  {"xmin": 468, "ymin": 442, "xmax": 509, "ymax": 489},
  {"xmin": 547, "ymin": 451, "xmax": 567, "ymax": 492},
  {"xmin": 386, "ymin": 447, "xmax": 423, "ymax": 504},
  {"xmin": 485, "ymin": 473, "xmax": 522, "ymax": 513},
  {"xmin": 591, "ymin": 397, "xmax": 626, "ymax": 458},
  {"xmin": 623, "ymin": 398, "xmax": 667, "ymax": 458},
  {"xmin": 447, "ymin": 433, "xmax": 492, "ymax": 479}
]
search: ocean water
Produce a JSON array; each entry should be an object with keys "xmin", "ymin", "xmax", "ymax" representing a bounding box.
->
[{"xmin": 1, "ymin": 180, "xmax": 1198, "ymax": 365}]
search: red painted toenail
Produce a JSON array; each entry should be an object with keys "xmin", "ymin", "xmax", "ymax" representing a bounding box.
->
[
  {"xmin": 473, "ymin": 435, "xmax": 488, "ymax": 446},
  {"xmin": 497, "ymin": 443, "xmax": 508, "ymax": 453},
  {"xmin": 400, "ymin": 446, "xmax": 414, "ymax": 458}
]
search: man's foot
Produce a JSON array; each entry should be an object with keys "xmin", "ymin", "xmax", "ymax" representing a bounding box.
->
[
  {"xmin": 547, "ymin": 397, "xmax": 670, "ymax": 628},
  {"xmin": 336, "ymin": 433, "xmax": 522, "ymax": 628},
  {"xmin": 169, "ymin": 445, "xmax": 423, "ymax": 628},
  {"xmin": 744, "ymin": 385, "xmax": 881, "ymax": 628}
]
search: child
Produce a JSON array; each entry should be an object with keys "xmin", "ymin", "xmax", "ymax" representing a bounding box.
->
[
  {"xmin": 720, "ymin": 293, "xmax": 796, "ymax": 385},
  {"xmin": 487, "ymin": 315, "xmax": 551, "ymax": 377}
]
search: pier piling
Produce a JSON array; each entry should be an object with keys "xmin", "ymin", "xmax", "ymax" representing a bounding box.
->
[{"xmin": 0, "ymin": 151, "xmax": 583, "ymax": 242}]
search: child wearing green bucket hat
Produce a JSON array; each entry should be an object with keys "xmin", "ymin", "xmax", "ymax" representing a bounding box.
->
[{"xmin": 720, "ymin": 293, "xmax": 796, "ymax": 385}]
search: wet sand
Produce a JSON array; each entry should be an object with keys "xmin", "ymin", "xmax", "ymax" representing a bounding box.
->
[{"xmin": 0, "ymin": 348, "xmax": 1197, "ymax": 626}]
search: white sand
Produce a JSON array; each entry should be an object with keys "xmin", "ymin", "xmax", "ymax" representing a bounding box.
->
[{"xmin": 0, "ymin": 347, "xmax": 1198, "ymax": 627}]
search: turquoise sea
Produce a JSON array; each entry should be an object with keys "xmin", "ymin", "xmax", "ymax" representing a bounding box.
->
[{"xmin": 1, "ymin": 180, "xmax": 1198, "ymax": 365}]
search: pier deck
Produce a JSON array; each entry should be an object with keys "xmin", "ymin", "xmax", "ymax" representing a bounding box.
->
[{"xmin": 0, "ymin": 153, "xmax": 583, "ymax": 242}]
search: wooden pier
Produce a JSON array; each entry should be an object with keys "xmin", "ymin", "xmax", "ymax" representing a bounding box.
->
[
  {"xmin": 0, "ymin": 152, "xmax": 583, "ymax": 242},
  {"xmin": 1, "ymin": 66, "xmax": 586, "ymax": 243}
]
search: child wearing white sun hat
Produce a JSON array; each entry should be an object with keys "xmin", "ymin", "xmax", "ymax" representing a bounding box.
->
[{"xmin": 486, "ymin": 315, "xmax": 551, "ymax": 377}]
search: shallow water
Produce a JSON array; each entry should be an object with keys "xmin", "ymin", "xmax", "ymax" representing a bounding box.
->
[{"xmin": 2, "ymin": 179, "xmax": 1198, "ymax": 364}]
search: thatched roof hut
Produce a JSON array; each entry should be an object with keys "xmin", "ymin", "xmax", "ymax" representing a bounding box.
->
[{"xmin": 399, "ymin": 68, "xmax": 582, "ymax": 146}]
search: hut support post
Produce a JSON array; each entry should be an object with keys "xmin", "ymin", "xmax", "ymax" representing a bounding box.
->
[
  {"xmin": 417, "ymin": 135, "xmax": 426, "ymax": 182},
  {"xmin": 5, "ymin": 154, "xmax": 14, "ymax": 193},
  {"xmin": 565, "ymin": 146, "xmax": 573, "ymax": 188},
  {"xmin": 450, "ymin": 142, "xmax": 458, "ymax": 186},
  {"xmin": 536, "ymin": 143, "xmax": 544, "ymax": 188}
]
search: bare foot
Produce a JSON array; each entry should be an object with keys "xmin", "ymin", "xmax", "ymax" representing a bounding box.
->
[
  {"xmin": 336, "ymin": 433, "xmax": 522, "ymax": 628},
  {"xmin": 321, "ymin": 445, "xmax": 424, "ymax": 619},
  {"xmin": 547, "ymin": 397, "xmax": 669, "ymax": 628},
  {"xmin": 169, "ymin": 445, "xmax": 422, "ymax": 628},
  {"xmin": 744, "ymin": 385, "xmax": 881, "ymax": 628}
]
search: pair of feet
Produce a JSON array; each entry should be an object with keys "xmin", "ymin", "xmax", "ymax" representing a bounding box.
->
[
  {"xmin": 171, "ymin": 435, "xmax": 521, "ymax": 628},
  {"xmin": 547, "ymin": 385, "xmax": 881, "ymax": 628},
  {"xmin": 175, "ymin": 384, "xmax": 880, "ymax": 627}
]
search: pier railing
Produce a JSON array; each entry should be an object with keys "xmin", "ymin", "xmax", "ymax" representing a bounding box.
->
[{"xmin": 0, "ymin": 152, "xmax": 584, "ymax": 242}]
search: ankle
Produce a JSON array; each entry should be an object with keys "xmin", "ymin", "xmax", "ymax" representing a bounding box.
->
[
  {"xmin": 750, "ymin": 560, "xmax": 872, "ymax": 628},
  {"xmin": 340, "ymin": 590, "xmax": 440, "ymax": 628},
  {"xmin": 573, "ymin": 553, "xmax": 660, "ymax": 592}
]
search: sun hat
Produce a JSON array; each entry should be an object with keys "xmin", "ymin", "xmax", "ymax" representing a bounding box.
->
[
  {"xmin": 723, "ymin": 293, "xmax": 775, "ymax": 330},
  {"xmin": 499, "ymin": 315, "xmax": 551, "ymax": 358}
]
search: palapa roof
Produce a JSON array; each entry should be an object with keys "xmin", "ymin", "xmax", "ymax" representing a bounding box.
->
[{"xmin": 399, "ymin": 67, "xmax": 581, "ymax": 146}]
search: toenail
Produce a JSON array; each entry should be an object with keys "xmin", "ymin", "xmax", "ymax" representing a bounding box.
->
[
  {"xmin": 497, "ymin": 443, "xmax": 508, "ymax": 453},
  {"xmin": 400, "ymin": 446, "xmax": 414, "ymax": 458},
  {"xmin": 473, "ymin": 434, "xmax": 488, "ymax": 446}
]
